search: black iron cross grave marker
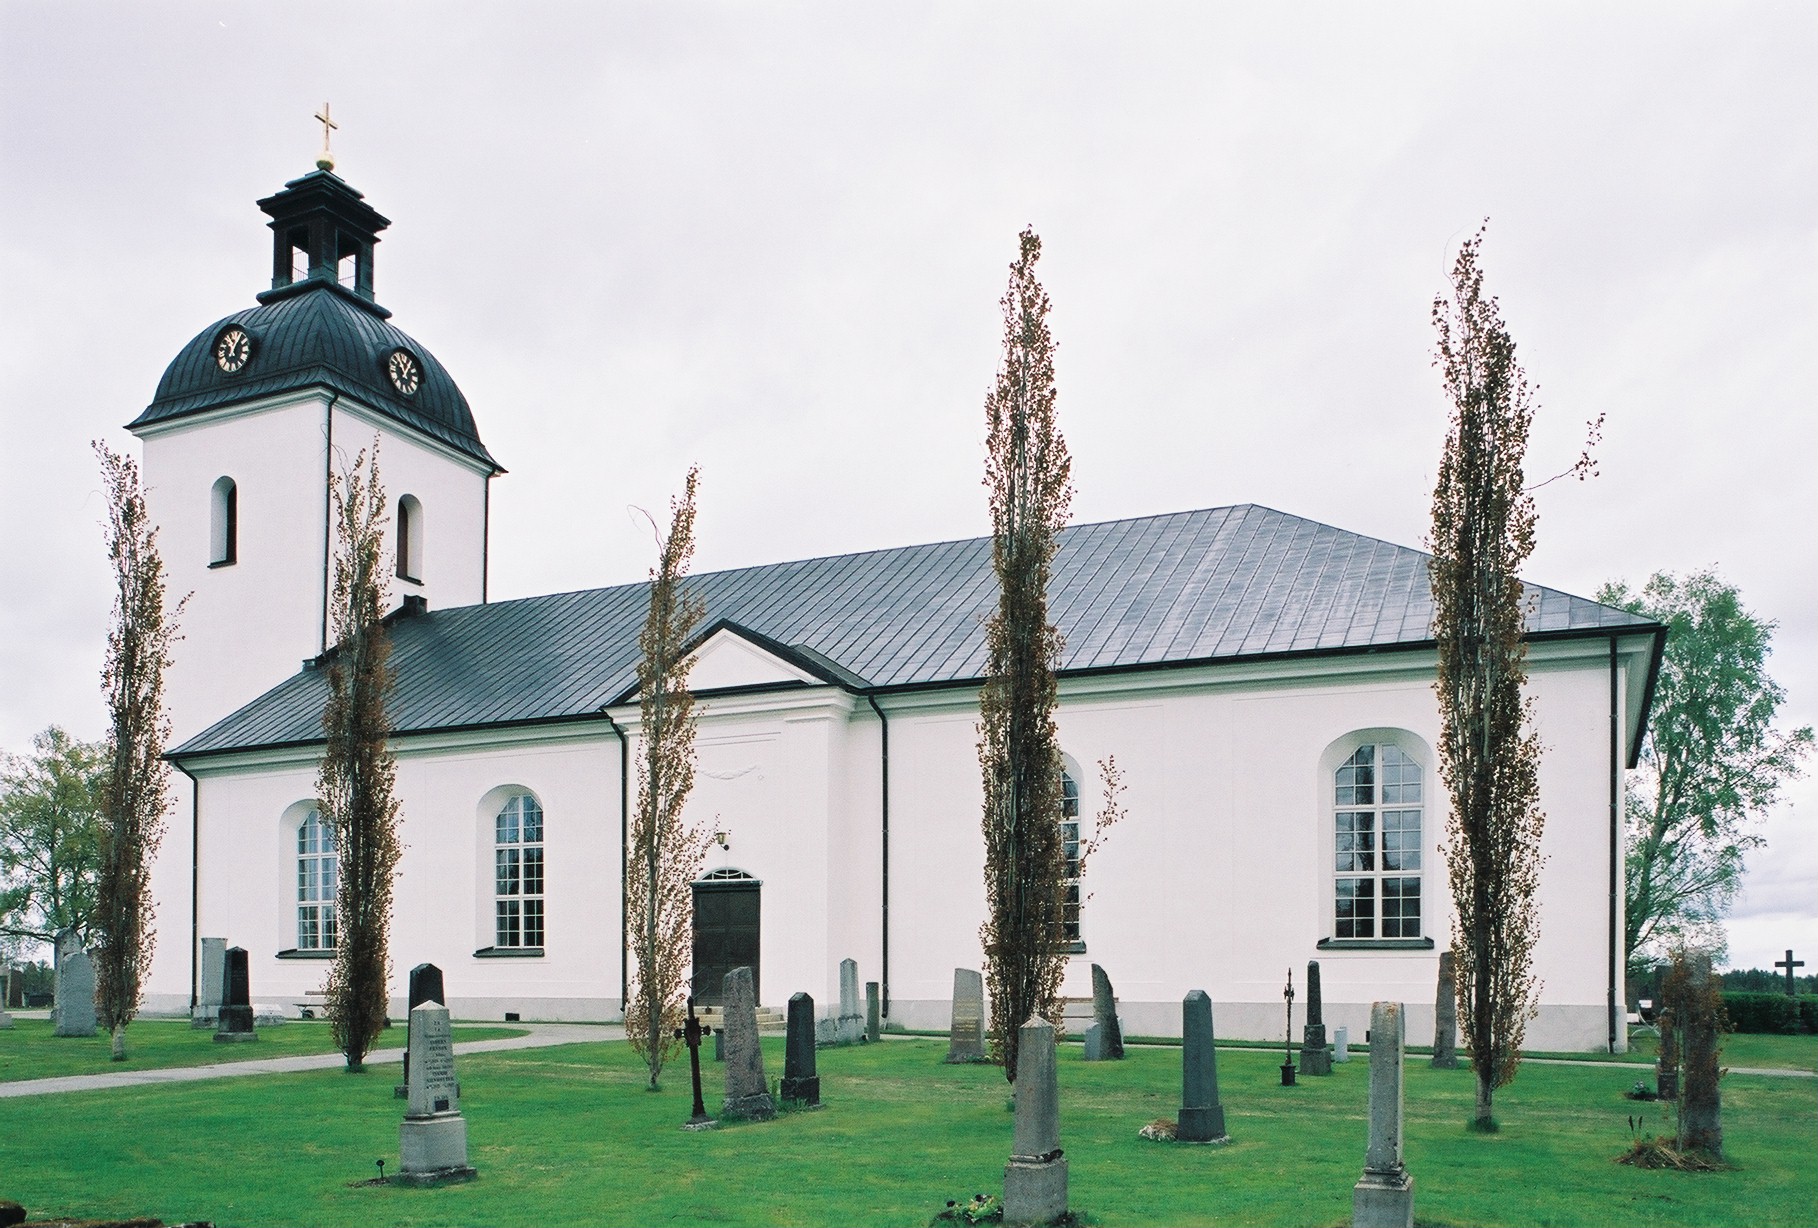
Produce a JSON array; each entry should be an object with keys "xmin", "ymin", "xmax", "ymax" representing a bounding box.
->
[
  {"xmin": 674, "ymin": 996, "xmax": 715, "ymax": 1126},
  {"xmin": 1775, "ymin": 949, "xmax": 1804, "ymax": 996}
]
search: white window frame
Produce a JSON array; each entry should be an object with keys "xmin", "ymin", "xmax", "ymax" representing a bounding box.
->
[
  {"xmin": 1060, "ymin": 753, "xmax": 1083, "ymax": 947},
  {"xmin": 1322, "ymin": 731, "xmax": 1430, "ymax": 946},
  {"xmin": 209, "ymin": 475, "xmax": 237, "ymax": 567},
  {"xmin": 295, "ymin": 807, "xmax": 337, "ymax": 952},
  {"xmin": 493, "ymin": 792, "xmax": 545, "ymax": 949}
]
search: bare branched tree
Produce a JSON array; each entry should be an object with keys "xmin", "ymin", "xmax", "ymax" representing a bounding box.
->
[
  {"xmin": 625, "ymin": 466, "xmax": 713, "ymax": 1091},
  {"xmin": 1429, "ymin": 227, "xmax": 1546, "ymax": 1129},
  {"xmin": 978, "ymin": 227, "xmax": 1074, "ymax": 1081},
  {"xmin": 93, "ymin": 443, "xmax": 185, "ymax": 1062},
  {"xmin": 318, "ymin": 442, "xmax": 401, "ymax": 1073}
]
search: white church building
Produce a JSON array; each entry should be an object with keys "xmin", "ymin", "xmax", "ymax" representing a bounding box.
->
[{"xmin": 132, "ymin": 167, "xmax": 1664, "ymax": 1052}]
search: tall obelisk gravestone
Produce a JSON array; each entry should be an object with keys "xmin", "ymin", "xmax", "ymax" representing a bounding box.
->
[
  {"xmin": 1431, "ymin": 951, "xmax": 1459, "ymax": 1069},
  {"xmin": 1177, "ymin": 990, "xmax": 1228, "ymax": 1143},
  {"xmin": 192, "ymin": 937, "xmax": 225, "ymax": 1029},
  {"xmin": 1299, "ymin": 960, "xmax": 1331, "ymax": 1075},
  {"xmin": 720, "ymin": 966, "xmax": 776, "ymax": 1121},
  {"xmin": 397, "ymin": 998, "xmax": 476, "ymax": 1185},
  {"xmin": 1004, "ymin": 1017, "xmax": 1067, "ymax": 1225},
  {"xmin": 1352, "ymin": 1001, "xmax": 1414, "ymax": 1228},
  {"xmin": 782, "ymin": 992, "xmax": 821, "ymax": 1106}
]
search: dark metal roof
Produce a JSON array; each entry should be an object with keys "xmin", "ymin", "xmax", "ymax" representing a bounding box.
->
[
  {"xmin": 128, "ymin": 284, "xmax": 498, "ymax": 471},
  {"xmin": 172, "ymin": 504, "xmax": 1658, "ymax": 758}
]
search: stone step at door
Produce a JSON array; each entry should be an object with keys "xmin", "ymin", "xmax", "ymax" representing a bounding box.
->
[{"xmin": 697, "ymin": 1005, "xmax": 787, "ymax": 1033}]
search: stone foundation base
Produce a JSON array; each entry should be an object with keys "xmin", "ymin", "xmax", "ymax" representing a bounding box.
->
[
  {"xmin": 1353, "ymin": 1168, "xmax": 1414, "ymax": 1228},
  {"xmin": 1177, "ymin": 1104, "xmax": 1227, "ymax": 1143},
  {"xmin": 780, "ymin": 1076, "xmax": 820, "ymax": 1104},
  {"xmin": 400, "ymin": 1112, "xmax": 469, "ymax": 1179},
  {"xmin": 722, "ymin": 1092, "xmax": 776, "ymax": 1121},
  {"xmin": 394, "ymin": 1165, "xmax": 476, "ymax": 1187},
  {"xmin": 212, "ymin": 1030, "xmax": 257, "ymax": 1043},
  {"xmin": 1300, "ymin": 1048, "xmax": 1332, "ymax": 1076},
  {"xmin": 1004, "ymin": 1156, "xmax": 1068, "ymax": 1226}
]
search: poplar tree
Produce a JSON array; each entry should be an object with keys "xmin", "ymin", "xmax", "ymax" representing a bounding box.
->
[
  {"xmin": 93, "ymin": 444, "xmax": 184, "ymax": 1061},
  {"xmin": 978, "ymin": 228, "xmax": 1074, "ymax": 1080},
  {"xmin": 318, "ymin": 443, "xmax": 401, "ymax": 1072},
  {"xmin": 1429, "ymin": 227, "xmax": 1545, "ymax": 1129},
  {"xmin": 625, "ymin": 466, "xmax": 713, "ymax": 1091}
]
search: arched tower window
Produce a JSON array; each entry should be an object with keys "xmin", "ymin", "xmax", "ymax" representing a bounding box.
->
[
  {"xmin": 1333, "ymin": 742, "xmax": 1424, "ymax": 939},
  {"xmin": 494, "ymin": 792, "xmax": 545, "ymax": 948},
  {"xmin": 396, "ymin": 494, "xmax": 423, "ymax": 583},
  {"xmin": 296, "ymin": 809, "xmax": 337, "ymax": 951},
  {"xmin": 209, "ymin": 476, "xmax": 238, "ymax": 567},
  {"xmin": 1060, "ymin": 755, "xmax": 1083, "ymax": 945}
]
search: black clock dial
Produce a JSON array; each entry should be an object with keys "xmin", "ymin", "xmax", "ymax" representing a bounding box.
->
[
  {"xmin": 214, "ymin": 326, "xmax": 252, "ymax": 374},
  {"xmin": 388, "ymin": 349, "xmax": 422, "ymax": 395}
]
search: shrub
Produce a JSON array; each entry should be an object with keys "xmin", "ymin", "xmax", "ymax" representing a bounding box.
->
[{"xmin": 1720, "ymin": 992, "xmax": 1804, "ymax": 1034}]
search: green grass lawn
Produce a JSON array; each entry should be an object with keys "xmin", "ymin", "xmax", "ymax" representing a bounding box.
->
[
  {"xmin": 0, "ymin": 1018, "xmax": 526, "ymax": 1082},
  {"xmin": 0, "ymin": 1036, "xmax": 1811, "ymax": 1227}
]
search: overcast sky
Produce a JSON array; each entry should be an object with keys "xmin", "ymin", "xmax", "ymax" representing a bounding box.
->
[{"xmin": 3, "ymin": 3, "xmax": 1812, "ymax": 972}]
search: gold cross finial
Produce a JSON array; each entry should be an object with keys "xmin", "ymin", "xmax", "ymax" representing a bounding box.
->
[{"xmin": 314, "ymin": 102, "xmax": 338, "ymax": 171}]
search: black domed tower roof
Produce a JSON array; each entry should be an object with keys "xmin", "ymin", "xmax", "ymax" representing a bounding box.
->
[{"xmin": 129, "ymin": 170, "xmax": 499, "ymax": 472}]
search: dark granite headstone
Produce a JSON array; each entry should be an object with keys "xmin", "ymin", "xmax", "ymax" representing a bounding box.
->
[
  {"xmin": 781, "ymin": 992, "xmax": 821, "ymax": 1105},
  {"xmin": 1177, "ymin": 989, "xmax": 1228, "ymax": 1142},
  {"xmin": 1431, "ymin": 951, "xmax": 1459, "ymax": 1069},
  {"xmin": 214, "ymin": 946, "xmax": 255, "ymax": 1042},
  {"xmin": 865, "ymin": 980, "xmax": 881, "ymax": 1044},
  {"xmin": 4, "ymin": 967, "xmax": 21, "ymax": 1009},
  {"xmin": 398, "ymin": 963, "xmax": 447, "ymax": 1096},
  {"xmin": 1300, "ymin": 960, "xmax": 1332, "ymax": 1075},
  {"xmin": 1090, "ymin": 963, "xmax": 1124, "ymax": 1060}
]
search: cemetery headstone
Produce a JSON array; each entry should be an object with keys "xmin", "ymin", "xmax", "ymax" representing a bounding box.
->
[
  {"xmin": 782, "ymin": 992, "xmax": 821, "ymax": 1106},
  {"xmin": 1676, "ymin": 955, "xmax": 1723, "ymax": 1158},
  {"xmin": 1430, "ymin": 950, "xmax": 1459, "ymax": 1069},
  {"xmin": 1177, "ymin": 989, "xmax": 1228, "ymax": 1143},
  {"xmin": 1082, "ymin": 1021, "xmax": 1104, "ymax": 1061},
  {"xmin": 397, "ymin": 1000, "xmax": 475, "ymax": 1185},
  {"xmin": 946, "ymin": 967, "xmax": 986, "ymax": 1063},
  {"xmin": 52, "ymin": 949, "xmax": 97, "ymax": 1038},
  {"xmin": 674, "ymin": 996, "xmax": 715, "ymax": 1127},
  {"xmin": 53, "ymin": 927, "xmax": 80, "ymax": 971},
  {"xmin": 213, "ymin": 946, "xmax": 255, "ymax": 1043},
  {"xmin": 1334, "ymin": 1025, "xmax": 1350, "ymax": 1063},
  {"xmin": 0, "ymin": 970, "xmax": 12, "ymax": 1030},
  {"xmin": 398, "ymin": 963, "xmax": 447, "ymax": 1097},
  {"xmin": 192, "ymin": 937, "xmax": 226, "ymax": 1029},
  {"xmin": 837, "ymin": 958, "xmax": 865, "ymax": 1044},
  {"xmin": 4, "ymin": 966, "xmax": 21, "ymax": 1008},
  {"xmin": 1003, "ymin": 1016, "xmax": 1067, "ymax": 1225},
  {"xmin": 713, "ymin": 1026, "xmax": 724, "ymax": 1062},
  {"xmin": 865, "ymin": 980, "xmax": 881, "ymax": 1044},
  {"xmin": 1090, "ymin": 963, "xmax": 1124, "ymax": 1059},
  {"xmin": 1300, "ymin": 959, "xmax": 1332, "ymax": 1076},
  {"xmin": 1654, "ymin": 1004, "xmax": 1679, "ymax": 1101},
  {"xmin": 1351, "ymin": 1001, "xmax": 1414, "ymax": 1228},
  {"xmin": 720, "ymin": 966, "xmax": 775, "ymax": 1121}
]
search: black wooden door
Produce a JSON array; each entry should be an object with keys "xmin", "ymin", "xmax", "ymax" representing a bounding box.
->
[{"xmin": 692, "ymin": 877, "xmax": 760, "ymax": 1007}]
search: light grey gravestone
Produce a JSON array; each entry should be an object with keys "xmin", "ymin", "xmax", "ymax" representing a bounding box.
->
[
  {"xmin": 1003, "ymin": 1016, "xmax": 1067, "ymax": 1225},
  {"xmin": 5, "ymin": 966, "xmax": 22, "ymax": 1008},
  {"xmin": 781, "ymin": 992, "xmax": 820, "ymax": 1106},
  {"xmin": 1430, "ymin": 950, "xmax": 1459, "ymax": 1069},
  {"xmin": 1352, "ymin": 1002, "xmax": 1414, "ymax": 1228},
  {"xmin": 52, "ymin": 950, "xmax": 97, "ymax": 1038},
  {"xmin": 53, "ymin": 926, "xmax": 80, "ymax": 970},
  {"xmin": 192, "ymin": 937, "xmax": 226, "ymax": 1029},
  {"xmin": 0, "ymin": 970, "xmax": 13, "ymax": 1030},
  {"xmin": 1082, "ymin": 1021, "xmax": 1104, "ymax": 1061},
  {"xmin": 1300, "ymin": 960, "xmax": 1332, "ymax": 1076},
  {"xmin": 1089, "ymin": 963, "xmax": 1124, "ymax": 1060},
  {"xmin": 1177, "ymin": 989, "xmax": 1228, "ymax": 1143},
  {"xmin": 838, "ymin": 958, "xmax": 864, "ymax": 1044},
  {"xmin": 720, "ymin": 966, "xmax": 776, "ymax": 1120},
  {"xmin": 1334, "ymin": 1026, "xmax": 1350, "ymax": 1063},
  {"xmin": 397, "ymin": 1001, "xmax": 475, "ymax": 1185},
  {"xmin": 946, "ymin": 967, "xmax": 987, "ymax": 1063},
  {"xmin": 865, "ymin": 980, "xmax": 881, "ymax": 1044}
]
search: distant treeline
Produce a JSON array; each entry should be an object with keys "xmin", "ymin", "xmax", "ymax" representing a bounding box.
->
[{"xmin": 1719, "ymin": 967, "xmax": 1817, "ymax": 995}]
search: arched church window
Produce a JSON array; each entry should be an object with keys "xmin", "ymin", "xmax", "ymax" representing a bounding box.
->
[
  {"xmin": 1060, "ymin": 756, "xmax": 1083, "ymax": 945},
  {"xmin": 297, "ymin": 809, "xmax": 337, "ymax": 951},
  {"xmin": 396, "ymin": 494, "xmax": 423, "ymax": 583},
  {"xmin": 495, "ymin": 793, "xmax": 545, "ymax": 948},
  {"xmin": 210, "ymin": 476, "xmax": 238, "ymax": 567},
  {"xmin": 1333, "ymin": 743, "xmax": 1423, "ymax": 940}
]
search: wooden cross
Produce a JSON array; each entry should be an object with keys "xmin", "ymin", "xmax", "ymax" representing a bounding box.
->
[
  {"xmin": 1775, "ymin": 949, "xmax": 1804, "ymax": 996},
  {"xmin": 314, "ymin": 102, "xmax": 337, "ymax": 157},
  {"xmin": 673, "ymin": 996, "xmax": 714, "ymax": 1125}
]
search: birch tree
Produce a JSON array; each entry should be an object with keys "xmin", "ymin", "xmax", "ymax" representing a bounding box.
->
[
  {"xmin": 318, "ymin": 443, "xmax": 401, "ymax": 1072},
  {"xmin": 1428, "ymin": 228, "xmax": 1545, "ymax": 1129},
  {"xmin": 978, "ymin": 228, "xmax": 1074, "ymax": 1081},
  {"xmin": 93, "ymin": 444, "xmax": 184, "ymax": 1061},
  {"xmin": 625, "ymin": 466, "xmax": 713, "ymax": 1091}
]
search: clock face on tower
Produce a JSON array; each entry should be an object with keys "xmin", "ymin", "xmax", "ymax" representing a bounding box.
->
[
  {"xmin": 214, "ymin": 326, "xmax": 253, "ymax": 374},
  {"xmin": 387, "ymin": 349, "xmax": 422, "ymax": 396}
]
